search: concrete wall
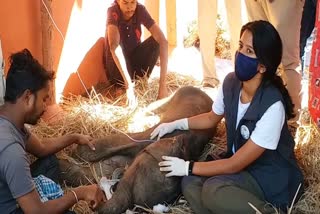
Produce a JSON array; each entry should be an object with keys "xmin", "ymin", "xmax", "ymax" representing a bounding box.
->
[
  {"xmin": 0, "ymin": 0, "xmax": 112, "ymax": 102},
  {"xmin": 0, "ymin": 1, "xmax": 43, "ymax": 66},
  {"xmin": 0, "ymin": 1, "xmax": 236, "ymax": 103}
]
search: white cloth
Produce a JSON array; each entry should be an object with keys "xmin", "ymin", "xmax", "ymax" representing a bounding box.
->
[
  {"xmin": 212, "ymin": 86, "xmax": 285, "ymax": 151},
  {"xmin": 153, "ymin": 204, "xmax": 170, "ymax": 213},
  {"xmin": 99, "ymin": 177, "xmax": 119, "ymax": 200},
  {"xmin": 0, "ymin": 39, "xmax": 5, "ymax": 105}
]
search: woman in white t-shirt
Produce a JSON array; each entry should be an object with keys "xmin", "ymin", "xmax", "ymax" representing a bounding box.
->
[{"xmin": 150, "ymin": 20, "xmax": 303, "ymax": 214}]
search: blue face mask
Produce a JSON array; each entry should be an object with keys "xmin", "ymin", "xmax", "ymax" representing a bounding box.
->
[{"xmin": 235, "ymin": 51, "xmax": 259, "ymax": 81}]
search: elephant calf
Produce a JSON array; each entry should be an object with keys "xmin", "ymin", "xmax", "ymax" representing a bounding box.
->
[{"xmin": 61, "ymin": 86, "xmax": 215, "ymax": 214}]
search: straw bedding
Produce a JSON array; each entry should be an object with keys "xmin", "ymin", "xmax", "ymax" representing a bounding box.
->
[{"xmin": 29, "ymin": 72, "xmax": 319, "ymax": 214}]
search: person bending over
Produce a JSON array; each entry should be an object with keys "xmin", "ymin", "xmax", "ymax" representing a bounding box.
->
[{"xmin": 105, "ymin": 0, "xmax": 168, "ymax": 106}]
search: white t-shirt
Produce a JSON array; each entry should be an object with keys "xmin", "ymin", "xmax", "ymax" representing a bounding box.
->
[{"xmin": 212, "ymin": 86, "xmax": 285, "ymax": 152}]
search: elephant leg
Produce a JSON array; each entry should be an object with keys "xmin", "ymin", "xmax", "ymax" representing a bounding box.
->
[
  {"xmin": 97, "ymin": 180, "xmax": 133, "ymax": 214},
  {"xmin": 59, "ymin": 159, "xmax": 94, "ymax": 187},
  {"xmin": 73, "ymin": 133, "xmax": 153, "ymax": 162}
]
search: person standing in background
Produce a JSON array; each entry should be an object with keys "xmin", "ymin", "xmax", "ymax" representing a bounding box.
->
[
  {"xmin": 300, "ymin": 0, "xmax": 317, "ymax": 72},
  {"xmin": 198, "ymin": 0, "xmax": 246, "ymax": 88},
  {"xmin": 244, "ymin": 0, "xmax": 305, "ymax": 121}
]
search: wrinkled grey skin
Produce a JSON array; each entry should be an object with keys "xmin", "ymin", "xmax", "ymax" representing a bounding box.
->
[{"xmin": 60, "ymin": 86, "xmax": 214, "ymax": 214}]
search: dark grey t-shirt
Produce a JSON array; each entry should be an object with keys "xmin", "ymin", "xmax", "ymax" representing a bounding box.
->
[{"xmin": 0, "ymin": 117, "xmax": 34, "ymax": 213}]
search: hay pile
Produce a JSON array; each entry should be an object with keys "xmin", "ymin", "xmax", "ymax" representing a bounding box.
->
[
  {"xmin": 31, "ymin": 73, "xmax": 320, "ymax": 214},
  {"xmin": 293, "ymin": 117, "xmax": 320, "ymax": 213},
  {"xmin": 183, "ymin": 15, "xmax": 231, "ymax": 59},
  {"xmin": 32, "ymin": 73, "xmax": 206, "ymax": 213}
]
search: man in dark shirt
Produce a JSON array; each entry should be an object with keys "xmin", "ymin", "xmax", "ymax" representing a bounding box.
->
[
  {"xmin": 0, "ymin": 49, "xmax": 105, "ymax": 214},
  {"xmin": 105, "ymin": 0, "xmax": 168, "ymax": 105}
]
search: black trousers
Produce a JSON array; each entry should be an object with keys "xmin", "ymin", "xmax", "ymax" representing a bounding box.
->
[
  {"xmin": 13, "ymin": 155, "xmax": 76, "ymax": 214},
  {"xmin": 104, "ymin": 36, "xmax": 160, "ymax": 87},
  {"xmin": 300, "ymin": 0, "xmax": 317, "ymax": 57},
  {"xmin": 30, "ymin": 155, "xmax": 61, "ymax": 183}
]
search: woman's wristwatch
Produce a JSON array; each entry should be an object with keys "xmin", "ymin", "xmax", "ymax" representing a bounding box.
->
[{"xmin": 188, "ymin": 160, "xmax": 194, "ymax": 176}]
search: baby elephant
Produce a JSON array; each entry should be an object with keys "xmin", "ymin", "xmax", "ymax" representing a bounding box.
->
[
  {"xmin": 64, "ymin": 86, "xmax": 215, "ymax": 213},
  {"xmin": 97, "ymin": 131, "xmax": 213, "ymax": 214}
]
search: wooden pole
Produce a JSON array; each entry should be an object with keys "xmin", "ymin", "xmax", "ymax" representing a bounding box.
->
[
  {"xmin": 166, "ymin": 0, "xmax": 177, "ymax": 47},
  {"xmin": 144, "ymin": 0, "xmax": 160, "ymax": 40},
  {"xmin": 40, "ymin": 0, "xmax": 55, "ymax": 104}
]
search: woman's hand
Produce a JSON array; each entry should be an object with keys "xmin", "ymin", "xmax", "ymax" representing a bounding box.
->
[
  {"xmin": 150, "ymin": 118, "xmax": 189, "ymax": 140},
  {"xmin": 159, "ymin": 156, "xmax": 189, "ymax": 177}
]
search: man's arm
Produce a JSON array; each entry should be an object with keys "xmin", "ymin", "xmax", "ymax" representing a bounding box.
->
[
  {"xmin": 26, "ymin": 133, "xmax": 94, "ymax": 158},
  {"xmin": 107, "ymin": 25, "xmax": 133, "ymax": 89},
  {"xmin": 17, "ymin": 189, "xmax": 76, "ymax": 214},
  {"xmin": 149, "ymin": 23, "xmax": 168, "ymax": 99},
  {"xmin": 107, "ymin": 25, "xmax": 136, "ymax": 106},
  {"xmin": 17, "ymin": 185, "xmax": 105, "ymax": 214}
]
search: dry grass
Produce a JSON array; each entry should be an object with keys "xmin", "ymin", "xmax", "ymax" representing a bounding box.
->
[
  {"xmin": 183, "ymin": 15, "xmax": 231, "ymax": 59},
  {"xmin": 292, "ymin": 116, "xmax": 320, "ymax": 214},
  {"xmin": 32, "ymin": 73, "xmax": 204, "ymax": 213},
  {"xmin": 30, "ymin": 73, "xmax": 320, "ymax": 214}
]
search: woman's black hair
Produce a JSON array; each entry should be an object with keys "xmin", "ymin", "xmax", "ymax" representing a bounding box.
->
[{"xmin": 240, "ymin": 20, "xmax": 295, "ymax": 119}]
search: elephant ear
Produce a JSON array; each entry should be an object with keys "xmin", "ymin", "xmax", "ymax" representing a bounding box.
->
[
  {"xmin": 180, "ymin": 130, "xmax": 213, "ymax": 161},
  {"xmin": 170, "ymin": 132, "xmax": 193, "ymax": 161},
  {"xmin": 162, "ymin": 131, "xmax": 210, "ymax": 161}
]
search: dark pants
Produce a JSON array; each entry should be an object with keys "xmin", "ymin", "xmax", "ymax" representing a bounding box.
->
[
  {"xmin": 300, "ymin": 0, "xmax": 317, "ymax": 59},
  {"xmin": 104, "ymin": 36, "xmax": 160, "ymax": 87},
  {"xmin": 13, "ymin": 209, "xmax": 75, "ymax": 214},
  {"xmin": 13, "ymin": 155, "xmax": 76, "ymax": 214},
  {"xmin": 181, "ymin": 171, "xmax": 281, "ymax": 214},
  {"xmin": 30, "ymin": 155, "xmax": 61, "ymax": 183}
]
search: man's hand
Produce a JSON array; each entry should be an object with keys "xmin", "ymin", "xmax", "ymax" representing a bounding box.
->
[
  {"xmin": 159, "ymin": 156, "xmax": 189, "ymax": 177},
  {"xmin": 73, "ymin": 134, "xmax": 95, "ymax": 151},
  {"xmin": 126, "ymin": 85, "xmax": 137, "ymax": 108},
  {"xmin": 157, "ymin": 86, "xmax": 168, "ymax": 100},
  {"xmin": 76, "ymin": 184, "xmax": 106, "ymax": 210}
]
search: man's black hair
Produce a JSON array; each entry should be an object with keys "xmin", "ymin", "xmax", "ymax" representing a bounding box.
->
[{"xmin": 4, "ymin": 49, "xmax": 54, "ymax": 103}]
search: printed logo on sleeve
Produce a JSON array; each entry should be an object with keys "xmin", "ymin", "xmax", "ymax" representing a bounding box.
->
[{"xmin": 112, "ymin": 12, "xmax": 118, "ymax": 21}]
